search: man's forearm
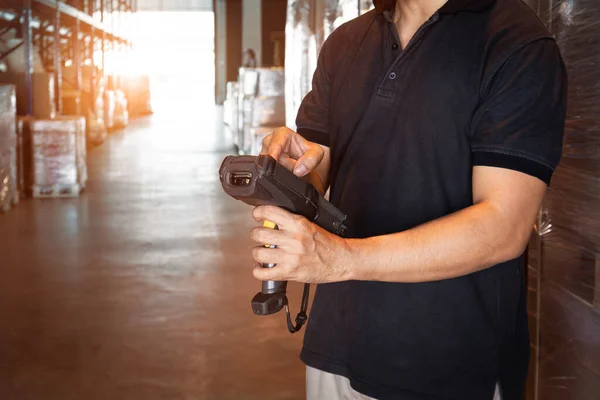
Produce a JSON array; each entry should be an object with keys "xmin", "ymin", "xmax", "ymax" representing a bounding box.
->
[{"xmin": 345, "ymin": 201, "xmax": 533, "ymax": 283}]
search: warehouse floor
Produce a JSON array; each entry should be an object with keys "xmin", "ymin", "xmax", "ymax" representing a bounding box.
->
[{"xmin": 0, "ymin": 107, "xmax": 306, "ymax": 400}]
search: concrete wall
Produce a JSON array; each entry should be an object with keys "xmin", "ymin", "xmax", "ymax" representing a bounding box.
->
[
  {"xmin": 214, "ymin": 0, "xmax": 226, "ymax": 104},
  {"xmin": 213, "ymin": 0, "xmax": 243, "ymax": 104},
  {"xmin": 242, "ymin": 0, "xmax": 262, "ymax": 66}
]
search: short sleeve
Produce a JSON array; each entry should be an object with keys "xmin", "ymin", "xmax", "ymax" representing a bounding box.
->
[
  {"xmin": 295, "ymin": 38, "xmax": 334, "ymax": 147},
  {"xmin": 470, "ymin": 38, "xmax": 568, "ymax": 184}
]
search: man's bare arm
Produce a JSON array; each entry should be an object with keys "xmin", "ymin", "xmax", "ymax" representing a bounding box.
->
[{"xmin": 345, "ymin": 166, "xmax": 546, "ymax": 283}]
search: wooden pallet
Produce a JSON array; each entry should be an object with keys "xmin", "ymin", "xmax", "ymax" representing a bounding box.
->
[{"xmin": 32, "ymin": 184, "xmax": 81, "ymax": 198}]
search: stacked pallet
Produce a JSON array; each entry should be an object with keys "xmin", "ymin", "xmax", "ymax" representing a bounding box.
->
[
  {"xmin": 0, "ymin": 85, "xmax": 18, "ymax": 213},
  {"xmin": 527, "ymin": 0, "xmax": 600, "ymax": 397},
  {"xmin": 0, "ymin": 72, "xmax": 56, "ymax": 119},
  {"xmin": 227, "ymin": 67, "xmax": 285, "ymax": 155},
  {"xmin": 223, "ymin": 81, "xmax": 240, "ymax": 148},
  {"xmin": 121, "ymin": 75, "xmax": 153, "ymax": 117},
  {"xmin": 28, "ymin": 117, "xmax": 87, "ymax": 198}
]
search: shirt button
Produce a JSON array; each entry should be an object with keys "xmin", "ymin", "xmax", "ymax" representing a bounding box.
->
[
  {"xmin": 389, "ymin": 72, "xmax": 397, "ymax": 80},
  {"xmin": 392, "ymin": 43, "xmax": 399, "ymax": 50}
]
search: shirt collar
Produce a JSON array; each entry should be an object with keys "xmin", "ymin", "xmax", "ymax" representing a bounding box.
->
[{"xmin": 375, "ymin": 0, "xmax": 495, "ymax": 14}]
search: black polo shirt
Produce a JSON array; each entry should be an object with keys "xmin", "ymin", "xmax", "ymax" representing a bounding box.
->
[{"xmin": 295, "ymin": 0, "xmax": 567, "ymax": 399}]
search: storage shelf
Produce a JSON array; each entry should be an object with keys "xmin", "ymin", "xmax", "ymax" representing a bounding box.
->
[
  {"xmin": 0, "ymin": 0, "xmax": 135, "ymax": 116},
  {"xmin": 0, "ymin": 0, "xmax": 130, "ymax": 43},
  {"xmin": 32, "ymin": 0, "xmax": 129, "ymax": 43}
]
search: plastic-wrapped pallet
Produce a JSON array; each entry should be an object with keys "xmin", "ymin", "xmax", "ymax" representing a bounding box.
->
[
  {"xmin": 75, "ymin": 119, "xmax": 88, "ymax": 190},
  {"xmin": 104, "ymin": 90, "xmax": 116, "ymax": 131},
  {"xmin": 114, "ymin": 90, "xmax": 129, "ymax": 129},
  {"xmin": 526, "ymin": 0, "xmax": 600, "ymax": 397},
  {"xmin": 250, "ymin": 126, "xmax": 275, "ymax": 156},
  {"xmin": 0, "ymin": 72, "xmax": 56, "ymax": 119},
  {"xmin": 224, "ymin": 82, "xmax": 240, "ymax": 147},
  {"xmin": 121, "ymin": 75, "xmax": 153, "ymax": 116},
  {"xmin": 223, "ymin": 82, "xmax": 234, "ymax": 127},
  {"xmin": 251, "ymin": 96, "xmax": 286, "ymax": 127},
  {"xmin": 0, "ymin": 84, "xmax": 17, "ymax": 212},
  {"xmin": 285, "ymin": 0, "xmax": 318, "ymax": 131},
  {"xmin": 237, "ymin": 69, "xmax": 259, "ymax": 153},
  {"xmin": 29, "ymin": 116, "xmax": 87, "ymax": 198},
  {"xmin": 238, "ymin": 68, "xmax": 286, "ymax": 154},
  {"xmin": 83, "ymin": 90, "xmax": 107, "ymax": 146},
  {"xmin": 239, "ymin": 68, "xmax": 260, "ymax": 98},
  {"xmin": 360, "ymin": 0, "xmax": 375, "ymax": 14},
  {"xmin": 239, "ymin": 96, "xmax": 254, "ymax": 154},
  {"xmin": 256, "ymin": 68, "xmax": 285, "ymax": 97},
  {"xmin": 285, "ymin": 0, "xmax": 371, "ymax": 130},
  {"xmin": 320, "ymin": 0, "xmax": 359, "ymax": 39}
]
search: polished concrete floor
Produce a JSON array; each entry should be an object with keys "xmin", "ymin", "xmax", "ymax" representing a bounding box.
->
[{"xmin": 0, "ymin": 107, "xmax": 306, "ymax": 399}]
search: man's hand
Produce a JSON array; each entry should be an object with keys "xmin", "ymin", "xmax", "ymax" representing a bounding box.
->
[
  {"xmin": 261, "ymin": 127, "xmax": 325, "ymax": 177},
  {"xmin": 249, "ymin": 205, "xmax": 353, "ymax": 284}
]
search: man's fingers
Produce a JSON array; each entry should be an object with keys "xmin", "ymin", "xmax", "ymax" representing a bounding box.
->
[
  {"xmin": 266, "ymin": 128, "xmax": 291, "ymax": 161},
  {"xmin": 260, "ymin": 134, "xmax": 272, "ymax": 155},
  {"xmin": 252, "ymin": 205, "xmax": 298, "ymax": 229},
  {"xmin": 253, "ymin": 264, "xmax": 291, "ymax": 282},
  {"xmin": 278, "ymin": 154, "xmax": 297, "ymax": 172},
  {"xmin": 250, "ymin": 227, "xmax": 292, "ymax": 247},
  {"xmin": 294, "ymin": 146, "xmax": 324, "ymax": 177},
  {"xmin": 251, "ymin": 246, "xmax": 284, "ymax": 265},
  {"xmin": 261, "ymin": 127, "xmax": 324, "ymax": 179}
]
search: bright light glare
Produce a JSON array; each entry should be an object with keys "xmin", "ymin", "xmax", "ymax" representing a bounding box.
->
[
  {"xmin": 121, "ymin": 12, "xmax": 215, "ymax": 77},
  {"xmin": 113, "ymin": 11, "xmax": 217, "ymax": 111}
]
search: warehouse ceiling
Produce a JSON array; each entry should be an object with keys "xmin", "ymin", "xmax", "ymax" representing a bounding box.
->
[{"xmin": 136, "ymin": 0, "xmax": 213, "ymax": 11}]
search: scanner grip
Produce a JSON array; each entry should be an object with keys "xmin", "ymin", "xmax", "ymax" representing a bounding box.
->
[
  {"xmin": 260, "ymin": 220, "xmax": 286, "ymax": 294},
  {"xmin": 252, "ymin": 220, "xmax": 287, "ymax": 316}
]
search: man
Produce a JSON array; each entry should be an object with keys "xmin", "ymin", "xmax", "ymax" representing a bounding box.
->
[{"xmin": 249, "ymin": 0, "xmax": 567, "ymax": 398}]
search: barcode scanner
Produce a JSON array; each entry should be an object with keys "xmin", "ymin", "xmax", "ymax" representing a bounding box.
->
[{"xmin": 219, "ymin": 155, "xmax": 348, "ymax": 333}]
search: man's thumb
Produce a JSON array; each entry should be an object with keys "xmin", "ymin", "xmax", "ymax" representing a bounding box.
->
[
  {"xmin": 294, "ymin": 164, "xmax": 309, "ymax": 177},
  {"xmin": 294, "ymin": 147, "xmax": 323, "ymax": 177}
]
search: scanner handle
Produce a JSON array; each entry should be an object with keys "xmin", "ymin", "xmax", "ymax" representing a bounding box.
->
[
  {"xmin": 260, "ymin": 221, "xmax": 287, "ymax": 294},
  {"xmin": 251, "ymin": 221, "xmax": 288, "ymax": 316}
]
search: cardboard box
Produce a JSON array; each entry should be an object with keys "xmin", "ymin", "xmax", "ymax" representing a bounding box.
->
[
  {"xmin": 0, "ymin": 72, "xmax": 56, "ymax": 118},
  {"xmin": 0, "ymin": 39, "xmax": 45, "ymax": 73},
  {"xmin": 62, "ymin": 90, "xmax": 82, "ymax": 116}
]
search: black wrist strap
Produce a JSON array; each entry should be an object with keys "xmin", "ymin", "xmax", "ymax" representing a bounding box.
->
[{"xmin": 285, "ymin": 284, "xmax": 310, "ymax": 334}]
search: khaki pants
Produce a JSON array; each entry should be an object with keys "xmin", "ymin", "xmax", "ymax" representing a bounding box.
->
[{"xmin": 306, "ymin": 367, "xmax": 502, "ymax": 400}]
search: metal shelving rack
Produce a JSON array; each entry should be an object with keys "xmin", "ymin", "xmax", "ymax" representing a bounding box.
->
[{"xmin": 0, "ymin": 0, "xmax": 136, "ymax": 116}]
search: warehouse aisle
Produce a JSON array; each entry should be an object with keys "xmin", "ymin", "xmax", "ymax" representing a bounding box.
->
[{"xmin": 0, "ymin": 108, "xmax": 306, "ymax": 400}]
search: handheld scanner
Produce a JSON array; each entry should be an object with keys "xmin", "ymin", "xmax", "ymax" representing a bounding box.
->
[
  {"xmin": 219, "ymin": 155, "xmax": 348, "ymax": 236},
  {"xmin": 219, "ymin": 155, "xmax": 348, "ymax": 317}
]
